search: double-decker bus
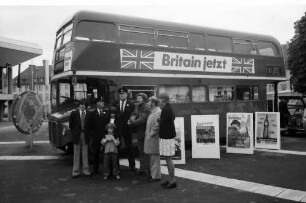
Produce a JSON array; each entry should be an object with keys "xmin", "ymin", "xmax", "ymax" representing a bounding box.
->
[{"xmin": 49, "ymin": 10, "xmax": 285, "ymax": 152}]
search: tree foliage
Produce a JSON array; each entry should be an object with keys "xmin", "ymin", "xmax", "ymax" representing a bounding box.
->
[{"xmin": 288, "ymin": 12, "xmax": 306, "ymax": 95}]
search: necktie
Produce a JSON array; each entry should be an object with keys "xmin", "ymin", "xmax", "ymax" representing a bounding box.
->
[
  {"xmin": 81, "ymin": 111, "xmax": 85, "ymax": 130},
  {"xmin": 121, "ymin": 100, "xmax": 124, "ymax": 113}
]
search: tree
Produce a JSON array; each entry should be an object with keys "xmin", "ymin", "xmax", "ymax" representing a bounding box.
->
[{"xmin": 288, "ymin": 12, "xmax": 306, "ymax": 95}]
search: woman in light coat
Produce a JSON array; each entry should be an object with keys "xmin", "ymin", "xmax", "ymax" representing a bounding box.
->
[{"xmin": 144, "ymin": 96, "xmax": 161, "ymax": 181}]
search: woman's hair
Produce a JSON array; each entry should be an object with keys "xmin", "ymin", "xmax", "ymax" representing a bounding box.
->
[{"xmin": 148, "ymin": 96, "xmax": 159, "ymax": 106}]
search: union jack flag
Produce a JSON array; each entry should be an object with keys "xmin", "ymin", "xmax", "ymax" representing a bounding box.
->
[
  {"xmin": 231, "ymin": 57, "xmax": 255, "ymax": 74},
  {"xmin": 120, "ymin": 49, "xmax": 155, "ymax": 69}
]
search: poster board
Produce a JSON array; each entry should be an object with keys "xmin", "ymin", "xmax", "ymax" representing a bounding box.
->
[
  {"xmin": 226, "ymin": 113, "xmax": 254, "ymax": 154},
  {"xmin": 255, "ymin": 112, "xmax": 280, "ymax": 150},
  {"xmin": 191, "ymin": 115, "xmax": 220, "ymax": 159},
  {"xmin": 161, "ymin": 117, "xmax": 186, "ymax": 164}
]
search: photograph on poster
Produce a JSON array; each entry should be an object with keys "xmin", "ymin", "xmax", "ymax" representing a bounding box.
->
[
  {"xmin": 226, "ymin": 113, "xmax": 253, "ymax": 154},
  {"xmin": 191, "ymin": 115, "xmax": 220, "ymax": 159},
  {"xmin": 255, "ymin": 112, "xmax": 280, "ymax": 149},
  {"xmin": 196, "ymin": 126, "xmax": 215, "ymax": 144},
  {"xmin": 161, "ymin": 117, "xmax": 185, "ymax": 164}
]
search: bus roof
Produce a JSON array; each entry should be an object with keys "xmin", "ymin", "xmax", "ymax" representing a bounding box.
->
[{"xmin": 58, "ymin": 10, "xmax": 281, "ymax": 46}]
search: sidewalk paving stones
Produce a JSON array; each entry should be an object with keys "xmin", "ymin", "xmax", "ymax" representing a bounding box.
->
[
  {"xmin": 276, "ymin": 189, "xmax": 306, "ymax": 202},
  {"xmin": 253, "ymin": 185, "xmax": 285, "ymax": 197}
]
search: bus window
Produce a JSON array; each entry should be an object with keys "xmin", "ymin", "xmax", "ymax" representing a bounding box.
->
[
  {"xmin": 62, "ymin": 23, "xmax": 73, "ymax": 45},
  {"xmin": 192, "ymin": 86, "xmax": 207, "ymax": 102},
  {"xmin": 74, "ymin": 83, "xmax": 87, "ymax": 100},
  {"xmin": 236, "ymin": 86, "xmax": 259, "ymax": 100},
  {"xmin": 207, "ymin": 35, "xmax": 232, "ymax": 52},
  {"xmin": 55, "ymin": 35, "xmax": 62, "ymax": 50},
  {"xmin": 122, "ymin": 85, "xmax": 156, "ymax": 101},
  {"xmin": 119, "ymin": 25, "xmax": 155, "ymax": 45},
  {"xmin": 258, "ymin": 41, "xmax": 278, "ymax": 56},
  {"xmin": 75, "ymin": 21, "xmax": 116, "ymax": 42},
  {"xmin": 159, "ymin": 85, "xmax": 190, "ymax": 103},
  {"xmin": 190, "ymin": 33, "xmax": 205, "ymax": 50},
  {"xmin": 59, "ymin": 83, "xmax": 71, "ymax": 105},
  {"xmin": 51, "ymin": 83, "xmax": 57, "ymax": 110},
  {"xmin": 157, "ymin": 30, "xmax": 189, "ymax": 48},
  {"xmin": 234, "ymin": 39, "xmax": 257, "ymax": 55},
  {"xmin": 209, "ymin": 86, "xmax": 234, "ymax": 102}
]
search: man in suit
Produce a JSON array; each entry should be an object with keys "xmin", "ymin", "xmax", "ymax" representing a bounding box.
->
[
  {"xmin": 112, "ymin": 87, "xmax": 136, "ymax": 171},
  {"xmin": 90, "ymin": 97, "xmax": 110, "ymax": 174},
  {"xmin": 144, "ymin": 96, "xmax": 161, "ymax": 181},
  {"xmin": 69, "ymin": 99, "xmax": 91, "ymax": 178}
]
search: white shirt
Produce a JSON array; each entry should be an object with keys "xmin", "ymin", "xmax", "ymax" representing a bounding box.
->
[{"xmin": 79, "ymin": 110, "xmax": 86, "ymax": 117}]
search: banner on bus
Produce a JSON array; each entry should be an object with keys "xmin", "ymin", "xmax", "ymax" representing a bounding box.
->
[
  {"xmin": 191, "ymin": 115, "xmax": 220, "ymax": 159},
  {"xmin": 226, "ymin": 113, "xmax": 254, "ymax": 154},
  {"xmin": 120, "ymin": 49, "xmax": 255, "ymax": 74},
  {"xmin": 255, "ymin": 112, "xmax": 280, "ymax": 150},
  {"xmin": 161, "ymin": 117, "xmax": 186, "ymax": 164}
]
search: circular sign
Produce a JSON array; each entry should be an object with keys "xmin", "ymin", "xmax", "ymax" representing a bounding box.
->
[{"xmin": 12, "ymin": 91, "xmax": 44, "ymax": 134}]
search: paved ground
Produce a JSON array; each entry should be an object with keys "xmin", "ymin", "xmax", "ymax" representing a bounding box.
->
[{"xmin": 1, "ymin": 121, "xmax": 306, "ymax": 203}]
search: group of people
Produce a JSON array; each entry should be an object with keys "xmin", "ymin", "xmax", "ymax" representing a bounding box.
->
[{"xmin": 69, "ymin": 87, "xmax": 177, "ymax": 189}]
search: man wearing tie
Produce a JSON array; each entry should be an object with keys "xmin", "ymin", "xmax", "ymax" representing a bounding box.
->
[
  {"xmin": 69, "ymin": 99, "xmax": 91, "ymax": 178},
  {"xmin": 90, "ymin": 97, "xmax": 110, "ymax": 174},
  {"xmin": 112, "ymin": 88, "xmax": 136, "ymax": 171}
]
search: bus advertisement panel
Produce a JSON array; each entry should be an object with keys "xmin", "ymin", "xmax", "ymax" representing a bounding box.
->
[{"xmin": 121, "ymin": 49, "xmax": 255, "ymax": 74}]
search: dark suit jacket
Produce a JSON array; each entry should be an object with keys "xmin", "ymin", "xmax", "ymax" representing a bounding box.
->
[
  {"xmin": 90, "ymin": 108, "xmax": 110, "ymax": 143},
  {"xmin": 159, "ymin": 103, "xmax": 176, "ymax": 139},
  {"xmin": 112, "ymin": 100, "xmax": 135, "ymax": 134},
  {"xmin": 69, "ymin": 109, "xmax": 91, "ymax": 145}
]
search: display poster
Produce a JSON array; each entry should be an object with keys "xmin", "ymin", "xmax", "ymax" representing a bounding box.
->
[
  {"xmin": 161, "ymin": 117, "xmax": 186, "ymax": 164},
  {"xmin": 226, "ymin": 113, "xmax": 254, "ymax": 154},
  {"xmin": 255, "ymin": 112, "xmax": 280, "ymax": 150},
  {"xmin": 191, "ymin": 115, "xmax": 220, "ymax": 159}
]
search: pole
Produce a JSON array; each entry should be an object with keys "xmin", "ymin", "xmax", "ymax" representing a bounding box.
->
[
  {"xmin": 274, "ymin": 82, "xmax": 279, "ymax": 112},
  {"xmin": 6, "ymin": 63, "xmax": 9, "ymax": 121}
]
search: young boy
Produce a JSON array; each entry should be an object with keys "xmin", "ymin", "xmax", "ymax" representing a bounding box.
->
[{"xmin": 101, "ymin": 123, "xmax": 120, "ymax": 180}]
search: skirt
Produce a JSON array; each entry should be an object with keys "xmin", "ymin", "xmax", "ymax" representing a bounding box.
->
[{"xmin": 159, "ymin": 138, "xmax": 175, "ymax": 157}]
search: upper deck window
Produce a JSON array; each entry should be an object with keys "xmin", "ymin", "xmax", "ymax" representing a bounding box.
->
[
  {"xmin": 157, "ymin": 30, "xmax": 189, "ymax": 48},
  {"xmin": 234, "ymin": 39, "xmax": 257, "ymax": 55},
  {"xmin": 258, "ymin": 41, "xmax": 279, "ymax": 56},
  {"xmin": 190, "ymin": 33, "xmax": 205, "ymax": 50},
  {"xmin": 207, "ymin": 35, "xmax": 232, "ymax": 52},
  {"xmin": 55, "ymin": 35, "xmax": 62, "ymax": 50},
  {"xmin": 62, "ymin": 24, "xmax": 73, "ymax": 45},
  {"xmin": 119, "ymin": 25, "xmax": 155, "ymax": 45},
  {"xmin": 75, "ymin": 21, "xmax": 116, "ymax": 42}
]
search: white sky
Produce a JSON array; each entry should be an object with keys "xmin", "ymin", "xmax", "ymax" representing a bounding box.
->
[{"xmin": 0, "ymin": 0, "xmax": 305, "ymax": 77}]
